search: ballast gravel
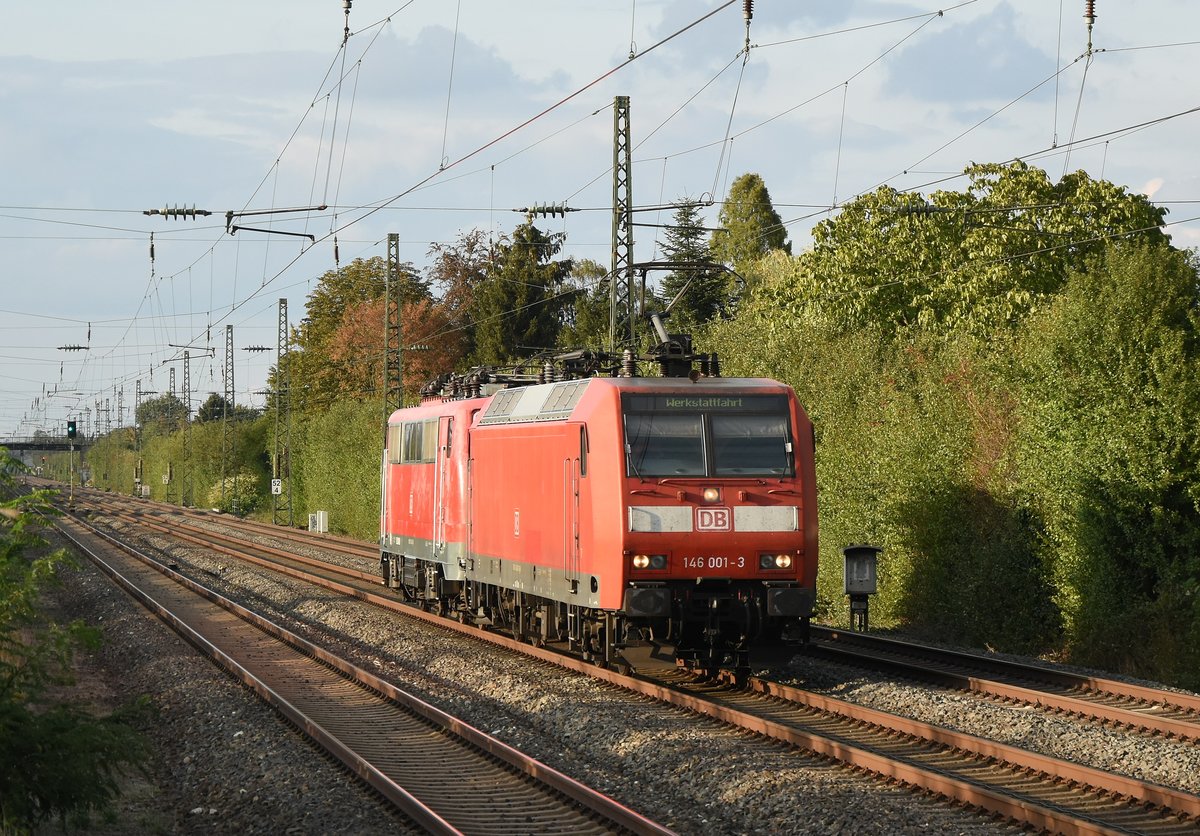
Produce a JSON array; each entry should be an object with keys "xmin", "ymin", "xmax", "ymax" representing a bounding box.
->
[{"xmin": 44, "ymin": 512, "xmax": 1200, "ymax": 834}]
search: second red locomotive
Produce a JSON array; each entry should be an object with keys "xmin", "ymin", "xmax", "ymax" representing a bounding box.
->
[{"xmin": 379, "ymin": 345, "xmax": 817, "ymax": 671}]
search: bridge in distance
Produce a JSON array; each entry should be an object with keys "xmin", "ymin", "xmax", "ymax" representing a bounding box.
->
[
  {"xmin": 2, "ymin": 437, "xmax": 94, "ymax": 470},
  {"xmin": 1, "ymin": 435, "xmax": 93, "ymax": 453}
]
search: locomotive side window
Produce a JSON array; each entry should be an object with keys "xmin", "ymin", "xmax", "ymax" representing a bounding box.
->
[
  {"xmin": 622, "ymin": 394, "xmax": 793, "ymax": 478},
  {"xmin": 399, "ymin": 418, "xmax": 440, "ymax": 464},
  {"xmin": 386, "ymin": 424, "xmax": 403, "ymax": 464}
]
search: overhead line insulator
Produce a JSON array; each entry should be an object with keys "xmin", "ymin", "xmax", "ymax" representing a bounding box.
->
[
  {"xmin": 143, "ymin": 204, "xmax": 212, "ymax": 220},
  {"xmin": 515, "ymin": 202, "xmax": 576, "ymax": 218}
]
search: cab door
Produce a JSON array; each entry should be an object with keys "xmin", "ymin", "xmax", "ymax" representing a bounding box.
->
[
  {"xmin": 433, "ymin": 415, "xmax": 453, "ymax": 558},
  {"xmin": 563, "ymin": 423, "xmax": 585, "ymax": 593}
]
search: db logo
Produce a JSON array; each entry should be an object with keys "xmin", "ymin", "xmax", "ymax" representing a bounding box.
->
[{"xmin": 696, "ymin": 507, "xmax": 731, "ymax": 531}]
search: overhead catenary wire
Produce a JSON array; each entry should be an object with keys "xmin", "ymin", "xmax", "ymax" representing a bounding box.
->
[
  {"xmin": 439, "ymin": 0, "xmax": 463, "ymax": 170},
  {"xmin": 50, "ymin": 4, "xmax": 406, "ymax": 413},
  {"xmin": 150, "ymin": 0, "xmax": 743, "ymax": 365},
  {"xmin": 710, "ymin": 47, "xmax": 751, "ymax": 203},
  {"xmin": 7, "ymin": 2, "xmax": 1200, "ymax": 432}
]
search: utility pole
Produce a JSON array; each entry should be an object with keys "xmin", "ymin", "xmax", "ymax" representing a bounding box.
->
[
  {"xmin": 182, "ymin": 351, "xmax": 191, "ymax": 506},
  {"xmin": 610, "ymin": 95, "xmax": 635, "ymax": 353},
  {"xmin": 133, "ymin": 380, "xmax": 155, "ymax": 497},
  {"xmin": 134, "ymin": 379, "xmax": 142, "ymax": 496},
  {"xmin": 221, "ymin": 325, "xmax": 235, "ymax": 512},
  {"xmin": 273, "ymin": 298, "xmax": 293, "ymax": 527},
  {"xmin": 384, "ymin": 233, "xmax": 404, "ymax": 425}
]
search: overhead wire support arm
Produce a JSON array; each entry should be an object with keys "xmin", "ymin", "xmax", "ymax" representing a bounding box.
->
[
  {"xmin": 167, "ymin": 343, "xmax": 215, "ymax": 358},
  {"xmin": 229, "ymin": 226, "xmax": 316, "ymax": 243},
  {"xmin": 224, "ymin": 204, "xmax": 329, "ymax": 241}
]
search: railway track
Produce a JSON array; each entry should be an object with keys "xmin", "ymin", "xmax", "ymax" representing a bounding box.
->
[
  {"xmin": 807, "ymin": 625, "xmax": 1200, "ymax": 741},
  {"xmin": 59, "ymin": 491, "xmax": 1200, "ymax": 834},
  {"xmin": 104, "ymin": 491, "xmax": 1200, "ymax": 745},
  {"xmin": 53, "ymin": 503, "xmax": 672, "ymax": 836}
]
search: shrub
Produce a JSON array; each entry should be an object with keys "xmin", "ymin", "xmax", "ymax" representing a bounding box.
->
[{"xmin": 0, "ymin": 451, "xmax": 150, "ymax": 831}]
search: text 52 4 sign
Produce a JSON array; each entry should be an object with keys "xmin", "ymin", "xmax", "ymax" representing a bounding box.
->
[{"xmin": 695, "ymin": 507, "xmax": 731, "ymax": 531}]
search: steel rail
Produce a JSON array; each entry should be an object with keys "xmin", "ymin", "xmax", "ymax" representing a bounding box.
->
[
  {"xmin": 809, "ymin": 626, "xmax": 1200, "ymax": 740},
  {"xmin": 70, "ymin": 494, "xmax": 1200, "ymax": 835},
  {"xmin": 54, "ymin": 510, "xmax": 674, "ymax": 836},
  {"xmin": 742, "ymin": 674, "xmax": 1200, "ymax": 818}
]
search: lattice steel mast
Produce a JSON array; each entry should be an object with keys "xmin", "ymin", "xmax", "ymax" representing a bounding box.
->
[
  {"xmin": 609, "ymin": 95, "xmax": 635, "ymax": 353},
  {"xmin": 221, "ymin": 324, "xmax": 235, "ymax": 510},
  {"xmin": 384, "ymin": 232, "xmax": 404, "ymax": 423},
  {"xmin": 273, "ymin": 298, "xmax": 293, "ymax": 526}
]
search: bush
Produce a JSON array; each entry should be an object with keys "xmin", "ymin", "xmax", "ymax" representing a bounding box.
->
[
  {"xmin": 0, "ymin": 452, "xmax": 150, "ymax": 831},
  {"xmin": 290, "ymin": 400, "xmax": 382, "ymax": 538},
  {"xmin": 703, "ymin": 314, "xmax": 1062, "ymax": 651},
  {"xmin": 204, "ymin": 467, "xmax": 265, "ymax": 516},
  {"xmin": 1013, "ymin": 242, "xmax": 1200, "ymax": 684}
]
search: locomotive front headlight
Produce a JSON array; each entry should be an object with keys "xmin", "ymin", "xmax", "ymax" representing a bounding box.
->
[
  {"xmin": 759, "ymin": 553, "xmax": 794, "ymax": 570},
  {"xmin": 632, "ymin": 554, "xmax": 668, "ymax": 570},
  {"xmin": 702, "ymin": 486, "xmax": 721, "ymax": 503}
]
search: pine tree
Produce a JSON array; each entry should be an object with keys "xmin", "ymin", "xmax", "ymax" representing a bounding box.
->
[
  {"xmin": 658, "ymin": 200, "xmax": 724, "ymax": 330},
  {"xmin": 471, "ymin": 221, "xmax": 572, "ymax": 365},
  {"xmin": 711, "ymin": 173, "xmax": 790, "ymax": 277}
]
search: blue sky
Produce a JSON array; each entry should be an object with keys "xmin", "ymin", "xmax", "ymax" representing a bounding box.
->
[{"xmin": 2, "ymin": 0, "xmax": 1197, "ymax": 437}]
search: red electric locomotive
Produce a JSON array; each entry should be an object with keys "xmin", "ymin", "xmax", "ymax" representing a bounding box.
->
[{"xmin": 379, "ymin": 340, "xmax": 817, "ymax": 671}]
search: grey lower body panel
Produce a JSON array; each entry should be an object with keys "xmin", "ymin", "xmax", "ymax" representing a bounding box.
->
[{"xmin": 381, "ymin": 536, "xmax": 599, "ymax": 608}]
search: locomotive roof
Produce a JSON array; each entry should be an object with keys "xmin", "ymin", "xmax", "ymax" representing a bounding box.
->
[{"xmin": 476, "ymin": 375, "xmax": 791, "ymax": 427}]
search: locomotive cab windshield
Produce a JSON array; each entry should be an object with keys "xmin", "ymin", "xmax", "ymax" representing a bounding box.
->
[{"xmin": 622, "ymin": 393, "xmax": 794, "ymax": 478}]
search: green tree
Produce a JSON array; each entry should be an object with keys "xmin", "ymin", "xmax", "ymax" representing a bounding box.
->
[
  {"xmin": 471, "ymin": 220, "xmax": 571, "ymax": 365},
  {"xmin": 762, "ymin": 161, "xmax": 1168, "ymax": 339},
  {"xmin": 710, "ymin": 172, "xmax": 790, "ymax": 277},
  {"xmin": 556, "ymin": 258, "xmax": 611, "ymax": 350},
  {"xmin": 658, "ymin": 200, "xmax": 725, "ymax": 330},
  {"xmin": 0, "ymin": 452, "xmax": 149, "ymax": 831},
  {"xmin": 426, "ymin": 228, "xmax": 498, "ymax": 368},
  {"xmin": 135, "ymin": 393, "xmax": 188, "ymax": 434},
  {"xmin": 206, "ymin": 466, "xmax": 264, "ymax": 516},
  {"xmin": 285, "ymin": 256, "xmax": 426, "ymax": 412},
  {"xmin": 193, "ymin": 393, "xmax": 258, "ymax": 424}
]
